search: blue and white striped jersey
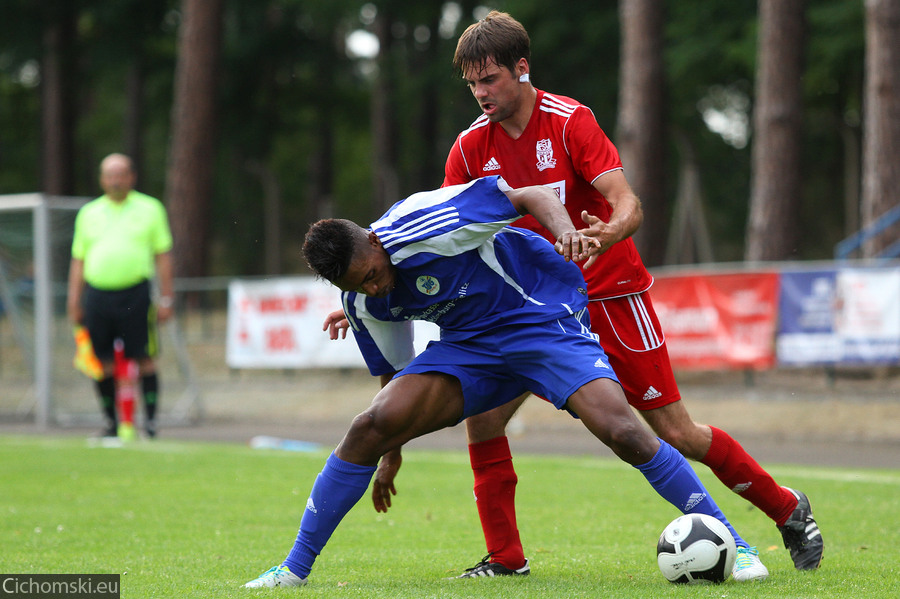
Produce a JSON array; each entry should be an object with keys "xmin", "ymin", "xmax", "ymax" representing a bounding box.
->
[{"xmin": 343, "ymin": 176, "xmax": 589, "ymax": 375}]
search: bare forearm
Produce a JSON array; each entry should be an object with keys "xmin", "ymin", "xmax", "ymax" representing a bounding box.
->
[
  {"xmin": 66, "ymin": 259, "xmax": 85, "ymax": 323},
  {"xmin": 154, "ymin": 252, "xmax": 174, "ymax": 298},
  {"xmin": 507, "ymin": 185, "xmax": 575, "ymax": 238}
]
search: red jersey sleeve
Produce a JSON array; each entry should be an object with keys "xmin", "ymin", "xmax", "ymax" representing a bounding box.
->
[
  {"xmin": 566, "ymin": 106, "xmax": 623, "ymax": 185},
  {"xmin": 443, "ymin": 135, "xmax": 473, "ymax": 187}
]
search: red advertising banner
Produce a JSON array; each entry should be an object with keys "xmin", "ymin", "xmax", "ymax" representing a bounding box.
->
[{"xmin": 650, "ymin": 271, "xmax": 780, "ymax": 370}]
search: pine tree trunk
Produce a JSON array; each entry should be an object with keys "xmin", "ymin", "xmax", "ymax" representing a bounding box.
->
[
  {"xmin": 745, "ymin": 0, "xmax": 806, "ymax": 261},
  {"xmin": 617, "ymin": 0, "xmax": 667, "ymax": 267},
  {"xmin": 861, "ymin": 0, "xmax": 900, "ymax": 258},
  {"xmin": 371, "ymin": 8, "xmax": 399, "ymax": 218},
  {"xmin": 40, "ymin": 3, "xmax": 76, "ymax": 195},
  {"xmin": 165, "ymin": 0, "xmax": 224, "ymax": 278}
]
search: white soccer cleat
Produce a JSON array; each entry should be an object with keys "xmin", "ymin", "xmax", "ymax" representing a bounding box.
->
[
  {"xmin": 244, "ymin": 565, "xmax": 307, "ymax": 588},
  {"xmin": 732, "ymin": 546, "xmax": 769, "ymax": 582}
]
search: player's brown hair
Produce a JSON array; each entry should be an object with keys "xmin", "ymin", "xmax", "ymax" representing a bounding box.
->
[{"xmin": 453, "ymin": 11, "xmax": 531, "ymax": 77}]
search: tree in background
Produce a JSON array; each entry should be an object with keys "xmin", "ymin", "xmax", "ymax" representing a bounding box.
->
[
  {"xmin": 165, "ymin": 0, "xmax": 223, "ymax": 279},
  {"xmin": 745, "ymin": 0, "xmax": 806, "ymax": 261},
  {"xmin": 40, "ymin": 0, "xmax": 78, "ymax": 195},
  {"xmin": 0, "ymin": 0, "xmax": 882, "ymax": 273},
  {"xmin": 861, "ymin": 0, "xmax": 900, "ymax": 258},
  {"xmin": 617, "ymin": 0, "xmax": 667, "ymax": 266},
  {"xmin": 370, "ymin": 2, "xmax": 400, "ymax": 218}
]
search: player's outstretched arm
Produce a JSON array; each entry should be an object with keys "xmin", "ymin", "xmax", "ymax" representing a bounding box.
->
[
  {"xmin": 584, "ymin": 170, "xmax": 643, "ymax": 250},
  {"xmin": 505, "ymin": 185, "xmax": 599, "ymax": 262}
]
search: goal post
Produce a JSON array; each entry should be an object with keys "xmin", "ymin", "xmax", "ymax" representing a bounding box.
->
[{"xmin": 0, "ymin": 193, "xmax": 201, "ymax": 430}]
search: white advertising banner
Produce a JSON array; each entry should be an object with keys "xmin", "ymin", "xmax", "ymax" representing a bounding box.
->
[
  {"xmin": 835, "ymin": 268, "xmax": 900, "ymax": 363},
  {"xmin": 226, "ymin": 277, "xmax": 439, "ymax": 369}
]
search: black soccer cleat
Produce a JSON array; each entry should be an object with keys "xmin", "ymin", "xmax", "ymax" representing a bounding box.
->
[
  {"xmin": 778, "ymin": 487, "xmax": 824, "ymax": 570},
  {"xmin": 455, "ymin": 554, "xmax": 530, "ymax": 578}
]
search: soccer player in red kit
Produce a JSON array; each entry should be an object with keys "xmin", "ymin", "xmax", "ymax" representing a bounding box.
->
[{"xmin": 432, "ymin": 10, "xmax": 823, "ymax": 580}]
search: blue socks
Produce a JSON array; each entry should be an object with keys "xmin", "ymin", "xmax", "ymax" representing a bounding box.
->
[
  {"xmin": 281, "ymin": 441, "xmax": 746, "ymax": 581},
  {"xmin": 636, "ymin": 439, "xmax": 747, "ymax": 548},
  {"xmin": 282, "ymin": 453, "xmax": 376, "ymax": 578}
]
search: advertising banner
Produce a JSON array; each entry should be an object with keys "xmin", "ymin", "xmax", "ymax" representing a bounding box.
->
[
  {"xmin": 226, "ymin": 277, "xmax": 439, "ymax": 369},
  {"xmin": 651, "ymin": 272, "xmax": 779, "ymax": 370},
  {"xmin": 776, "ymin": 269, "xmax": 840, "ymax": 364},
  {"xmin": 777, "ymin": 268, "xmax": 900, "ymax": 365},
  {"xmin": 834, "ymin": 268, "xmax": 900, "ymax": 364}
]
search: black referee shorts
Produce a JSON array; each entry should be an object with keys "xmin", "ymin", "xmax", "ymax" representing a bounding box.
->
[{"xmin": 82, "ymin": 280, "xmax": 159, "ymax": 361}]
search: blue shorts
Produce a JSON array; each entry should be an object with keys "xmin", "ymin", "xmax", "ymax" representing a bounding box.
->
[{"xmin": 400, "ymin": 309, "xmax": 620, "ymax": 421}]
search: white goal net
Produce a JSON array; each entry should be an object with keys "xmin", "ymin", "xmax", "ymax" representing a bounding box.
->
[{"xmin": 0, "ymin": 194, "xmax": 201, "ymax": 429}]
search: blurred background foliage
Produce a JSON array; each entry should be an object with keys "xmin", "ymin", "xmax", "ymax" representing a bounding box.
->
[{"xmin": 0, "ymin": 0, "xmax": 869, "ymax": 274}]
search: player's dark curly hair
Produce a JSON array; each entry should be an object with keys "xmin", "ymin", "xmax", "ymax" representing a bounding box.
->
[
  {"xmin": 453, "ymin": 10, "xmax": 531, "ymax": 76},
  {"xmin": 302, "ymin": 219, "xmax": 366, "ymax": 283}
]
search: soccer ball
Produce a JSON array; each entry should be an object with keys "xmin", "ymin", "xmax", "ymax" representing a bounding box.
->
[{"xmin": 656, "ymin": 513, "xmax": 736, "ymax": 584}]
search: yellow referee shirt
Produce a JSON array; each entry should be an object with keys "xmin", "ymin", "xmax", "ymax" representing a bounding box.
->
[{"xmin": 71, "ymin": 191, "xmax": 173, "ymax": 290}]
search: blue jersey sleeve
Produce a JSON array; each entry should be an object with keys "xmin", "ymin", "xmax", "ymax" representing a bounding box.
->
[
  {"xmin": 343, "ymin": 292, "xmax": 416, "ymax": 375},
  {"xmin": 373, "ymin": 176, "xmax": 520, "ymax": 266}
]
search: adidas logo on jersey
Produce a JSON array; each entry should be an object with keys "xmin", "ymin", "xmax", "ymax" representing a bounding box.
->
[
  {"xmin": 483, "ymin": 157, "xmax": 501, "ymax": 171},
  {"xmin": 684, "ymin": 492, "xmax": 707, "ymax": 512},
  {"xmin": 642, "ymin": 386, "xmax": 662, "ymax": 401},
  {"xmin": 593, "ymin": 357, "xmax": 609, "ymax": 369}
]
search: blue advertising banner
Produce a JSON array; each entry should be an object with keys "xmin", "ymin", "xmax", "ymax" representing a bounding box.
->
[
  {"xmin": 777, "ymin": 267, "xmax": 900, "ymax": 365},
  {"xmin": 776, "ymin": 270, "xmax": 840, "ymax": 364}
]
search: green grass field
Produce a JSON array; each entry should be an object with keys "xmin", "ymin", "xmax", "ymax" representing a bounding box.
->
[{"xmin": 2, "ymin": 435, "xmax": 898, "ymax": 598}]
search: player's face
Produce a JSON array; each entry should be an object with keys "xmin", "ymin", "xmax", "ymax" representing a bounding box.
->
[
  {"xmin": 334, "ymin": 233, "xmax": 397, "ymax": 298},
  {"xmin": 463, "ymin": 57, "xmax": 525, "ymax": 123},
  {"xmin": 99, "ymin": 159, "xmax": 135, "ymax": 200}
]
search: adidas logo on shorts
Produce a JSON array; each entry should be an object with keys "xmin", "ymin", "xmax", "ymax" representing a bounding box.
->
[{"xmin": 642, "ymin": 386, "xmax": 662, "ymax": 401}]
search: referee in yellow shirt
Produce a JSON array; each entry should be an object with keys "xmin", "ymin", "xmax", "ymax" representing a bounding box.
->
[{"xmin": 66, "ymin": 153, "xmax": 174, "ymax": 438}]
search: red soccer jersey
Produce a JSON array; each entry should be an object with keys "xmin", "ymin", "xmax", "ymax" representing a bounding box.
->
[{"xmin": 443, "ymin": 89, "xmax": 652, "ymax": 299}]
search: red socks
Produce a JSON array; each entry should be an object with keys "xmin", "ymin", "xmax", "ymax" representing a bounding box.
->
[
  {"xmin": 469, "ymin": 436, "xmax": 526, "ymax": 569},
  {"xmin": 701, "ymin": 426, "xmax": 798, "ymax": 526}
]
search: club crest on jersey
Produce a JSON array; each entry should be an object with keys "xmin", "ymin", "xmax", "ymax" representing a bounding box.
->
[
  {"xmin": 416, "ymin": 275, "xmax": 440, "ymax": 296},
  {"xmin": 536, "ymin": 139, "xmax": 557, "ymax": 171}
]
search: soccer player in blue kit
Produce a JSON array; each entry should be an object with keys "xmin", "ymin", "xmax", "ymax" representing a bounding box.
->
[{"xmin": 245, "ymin": 176, "xmax": 754, "ymax": 588}]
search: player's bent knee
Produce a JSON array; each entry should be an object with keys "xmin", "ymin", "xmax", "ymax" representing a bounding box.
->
[
  {"xmin": 654, "ymin": 422, "xmax": 708, "ymax": 460},
  {"xmin": 606, "ymin": 421, "xmax": 659, "ymax": 465},
  {"xmin": 655, "ymin": 424, "xmax": 688, "ymax": 451},
  {"xmin": 340, "ymin": 410, "xmax": 399, "ymax": 463}
]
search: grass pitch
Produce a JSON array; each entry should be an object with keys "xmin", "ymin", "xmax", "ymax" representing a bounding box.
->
[{"xmin": 1, "ymin": 434, "xmax": 898, "ymax": 598}]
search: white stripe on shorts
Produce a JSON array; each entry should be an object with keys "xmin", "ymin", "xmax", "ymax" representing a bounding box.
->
[{"xmin": 626, "ymin": 294, "xmax": 660, "ymax": 350}]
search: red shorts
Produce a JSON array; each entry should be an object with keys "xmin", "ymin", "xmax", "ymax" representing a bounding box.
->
[{"xmin": 588, "ymin": 291, "xmax": 680, "ymax": 410}]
